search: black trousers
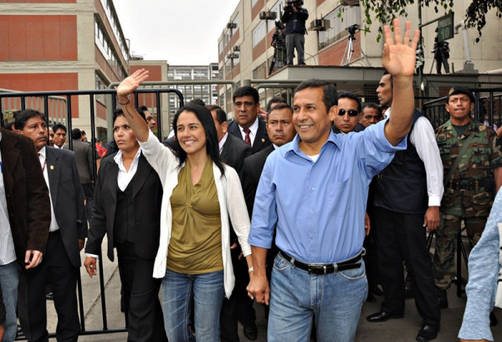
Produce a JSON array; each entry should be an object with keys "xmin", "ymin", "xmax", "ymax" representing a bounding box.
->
[
  {"xmin": 373, "ymin": 207, "xmax": 440, "ymax": 326},
  {"xmin": 115, "ymin": 242, "xmax": 167, "ymax": 342},
  {"xmin": 19, "ymin": 230, "xmax": 80, "ymax": 342},
  {"xmin": 220, "ymin": 248, "xmax": 255, "ymax": 341}
]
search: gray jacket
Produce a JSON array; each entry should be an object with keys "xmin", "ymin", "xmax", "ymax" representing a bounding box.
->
[{"xmin": 71, "ymin": 139, "xmax": 93, "ymax": 184}]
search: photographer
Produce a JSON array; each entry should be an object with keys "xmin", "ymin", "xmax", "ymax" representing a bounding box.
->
[{"xmin": 280, "ymin": 0, "xmax": 308, "ymax": 65}]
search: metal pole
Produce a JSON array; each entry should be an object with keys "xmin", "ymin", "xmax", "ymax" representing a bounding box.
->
[
  {"xmin": 44, "ymin": 96, "xmax": 49, "ymax": 142},
  {"xmin": 77, "ymin": 274, "xmax": 86, "ymax": 331},
  {"xmin": 418, "ymin": 0, "xmax": 424, "ymax": 100},
  {"xmin": 456, "ymin": 232, "xmax": 462, "ymax": 297},
  {"xmin": 89, "ymin": 94, "xmax": 97, "ymax": 181},
  {"xmin": 155, "ymin": 91, "xmax": 162, "ymax": 141},
  {"xmin": 67, "ymin": 95, "xmax": 73, "ymax": 151},
  {"xmin": 98, "ymin": 252, "xmax": 108, "ymax": 330},
  {"xmin": 0, "ymin": 96, "xmax": 3, "ymax": 128}
]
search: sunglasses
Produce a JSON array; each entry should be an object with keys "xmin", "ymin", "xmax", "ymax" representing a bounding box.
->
[{"xmin": 338, "ymin": 109, "xmax": 359, "ymax": 117}]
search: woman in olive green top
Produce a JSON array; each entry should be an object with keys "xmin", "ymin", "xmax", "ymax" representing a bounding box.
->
[{"xmin": 116, "ymin": 69, "xmax": 253, "ymax": 342}]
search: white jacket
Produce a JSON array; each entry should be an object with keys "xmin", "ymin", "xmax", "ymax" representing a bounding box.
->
[{"xmin": 139, "ymin": 131, "xmax": 252, "ymax": 298}]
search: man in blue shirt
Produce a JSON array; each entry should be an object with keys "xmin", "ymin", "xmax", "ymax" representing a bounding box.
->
[
  {"xmin": 247, "ymin": 19, "xmax": 420, "ymax": 341},
  {"xmin": 458, "ymin": 189, "xmax": 502, "ymax": 342}
]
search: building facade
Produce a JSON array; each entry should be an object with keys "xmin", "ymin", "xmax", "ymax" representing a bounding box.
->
[
  {"xmin": 166, "ymin": 64, "xmax": 219, "ymax": 116},
  {"xmin": 0, "ymin": 0, "xmax": 130, "ymax": 140},
  {"xmin": 217, "ymin": 0, "xmax": 502, "ymax": 111}
]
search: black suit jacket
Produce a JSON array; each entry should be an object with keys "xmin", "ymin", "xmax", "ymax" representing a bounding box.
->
[
  {"xmin": 220, "ymin": 133, "xmax": 251, "ymax": 173},
  {"xmin": 46, "ymin": 147, "xmax": 86, "ymax": 268},
  {"xmin": 86, "ymin": 152, "xmax": 162, "ymax": 261},
  {"xmin": 227, "ymin": 118, "xmax": 271, "ymax": 154},
  {"xmin": 239, "ymin": 144, "xmax": 275, "ymax": 216},
  {"xmin": 0, "ymin": 129, "xmax": 50, "ymax": 260}
]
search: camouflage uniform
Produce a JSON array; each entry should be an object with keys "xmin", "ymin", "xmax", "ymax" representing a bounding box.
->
[{"xmin": 433, "ymin": 119, "xmax": 502, "ymax": 289}]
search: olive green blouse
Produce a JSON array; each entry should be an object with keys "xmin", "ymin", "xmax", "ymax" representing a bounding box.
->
[{"xmin": 167, "ymin": 158, "xmax": 223, "ymax": 274}]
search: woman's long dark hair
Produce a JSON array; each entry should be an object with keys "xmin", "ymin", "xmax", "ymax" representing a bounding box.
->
[{"xmin": 171, "ymin": 104, "xmax": 225, "ymax": 175}]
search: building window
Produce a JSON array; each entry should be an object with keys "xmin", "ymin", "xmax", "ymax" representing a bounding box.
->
[
  {"xmin": 268, "ymin": 0, "xmax": 282, "ymax": 32},
  {"xmin": 95, "ymin": 19, "xmax": 127, "ymax": 79},
  {"xmin": 218, "ymin": 39, "xmax": 224, "ymax": 55},
  {"xmin": 253, "ymin": 61, "xmax": 267, "ymax": 79},
  {"xmin": 252, "ymin": 20, "xmax": 267, "ymax": 47},
  {"xmin": 232, "ymin": 14, "xmax": 240, "ymax": 32},
  {"xmin": 319, "ymin": 6, "xmax": 361, "ymax": 50}
]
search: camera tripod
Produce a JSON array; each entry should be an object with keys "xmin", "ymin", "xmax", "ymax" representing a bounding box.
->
[{"xmin": 341, "ymin": 31, "xmax": 371, "ymax": 66}]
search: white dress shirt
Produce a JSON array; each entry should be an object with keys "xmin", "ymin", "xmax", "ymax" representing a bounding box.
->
[
  {"xmin": 38, "ymin": 146, "xmax": 60, "ymax": 232},
  {"xmin": 385, "ymin": 108, "xmax": 444, "ymax": 206},
  {"xmin": 87, "ymin": 148, "xmax": 142, "ymax": 260},
  {"xmin": 219, "ymin": 132, "xmax": 229, "ymax": 155},
  {"xmin": 0, "ymin": 134, "xmax": 17, "ymax": 265},
  {"xmin": 238, "ymin": 117, "xmax": 259, "ymax": 146},
  {"xmin": 114, "ymin": 148, "xmax": 142, "ymax": 191}
]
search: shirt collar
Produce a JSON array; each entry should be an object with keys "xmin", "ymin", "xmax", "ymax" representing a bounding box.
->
[
  {"xmin": 384, "ymin": 108, "xmax": 391, "ymax": 119},
  {"xmin": 114, "ymin": 147, "xmax": 142, "ymax": 171},
  {"xmin": 38, "ymin": 146, "xmax": 46, "ymax": 159},
  {"xmin": 219, "ymin": 132, "xmax": 228, "ymax": 153},
  {"xmin": 285, "ymin": 131, "xmax": 338, "ymax": 158},
  {"xmin": 240, "ymin": 117, "xmax": 259, "ymax": 134}
]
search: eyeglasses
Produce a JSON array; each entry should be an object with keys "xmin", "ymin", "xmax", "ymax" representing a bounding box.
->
[{"xmin": 338, "ymin": 109, "xmax": 359, "ymax": 117}]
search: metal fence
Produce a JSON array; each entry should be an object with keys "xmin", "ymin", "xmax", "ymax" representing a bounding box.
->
[
  {"xmin": 0, "ymin": 88, "xmax": 183, "ymax": 339},
  {"xmin": 422, "ymin": 87, "xmax": 502, "ymax": 129}
]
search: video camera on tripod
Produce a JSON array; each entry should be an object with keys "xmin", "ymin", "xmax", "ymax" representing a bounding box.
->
[{"xmin": 346, "ymin": 24, "xmax": 359, "ymax": 37}]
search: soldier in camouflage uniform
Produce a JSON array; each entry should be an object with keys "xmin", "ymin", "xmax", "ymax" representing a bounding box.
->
[{"xmin": 434, "ymin": 87, "xmax": 502, "ymax": 307}]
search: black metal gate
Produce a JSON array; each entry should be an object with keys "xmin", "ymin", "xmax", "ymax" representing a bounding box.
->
[{"xmin": 0, "ymin": 88, "xmax": 183, "ymax": 339}]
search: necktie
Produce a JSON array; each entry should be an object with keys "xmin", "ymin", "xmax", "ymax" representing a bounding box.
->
[
  {"xmin": 39, "ymin": 153, "xmax": 46, "ymax": 172},
  {"xmin": 243, "ymin": 128, "xmax": 251, "ymax": 146}
]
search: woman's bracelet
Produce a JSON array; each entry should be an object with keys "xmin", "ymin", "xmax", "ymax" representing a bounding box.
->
[{"xmin": 118, "ymin": 96, "xmax": 130, "ymax": 106}]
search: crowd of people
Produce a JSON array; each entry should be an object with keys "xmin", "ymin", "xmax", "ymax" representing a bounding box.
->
[{"xmin": 0, "ymin": 19, "xmax": 501, "ymax": 342}]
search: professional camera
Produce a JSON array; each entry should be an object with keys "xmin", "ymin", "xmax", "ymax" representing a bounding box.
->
[
  {"xmin": 284, "ymin": 0, "xmax": 303, "ymax": 11},
  {"xmin": 346, "ymin": 24, "xmax": 359, "ymax": 36}
]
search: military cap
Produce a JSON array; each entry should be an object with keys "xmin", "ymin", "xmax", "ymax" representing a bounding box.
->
[{"xmin": 447, "ymin": 87, "xmax": 475, "ymax": 103}]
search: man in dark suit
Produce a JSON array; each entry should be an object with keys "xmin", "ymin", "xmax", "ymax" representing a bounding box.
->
[
  {"xmin": 241, "ymin": 103, "xmax": 296, "ymax": 215},
  {"xmin": 71, "ymin": 128, "xmax": 95, "ymax": 224},
  {"xmin": 227, "ymin": 86, "xmax": 271, "ymax": 154},
  {"xmin": 0, "ymin": 286, "xmax": 5, "ymax": 342},
  {"xmin": 207, "ymin": 105, "xmax": 254, "ymax": 341},
  {"xmin": 13, "ymin": 109, "xmax": 86, "ymax": 342},
  {"xmin": 84, "ymin": 110, "xmax": 166, "ymax": 342},
  {"xmin": 0, "ymin": 126, "xmax": 50, "ymax": 342},
  {"xmin": 208, "ymin": 105, "xmax": 251, "ymax": 173},
  {"xmin": 239, "ymin": 103, "xmax": 295, "ymax": 334},
  {"xmin": 332, "ymin": 92, "xmax": 365, "ymax": 134}
]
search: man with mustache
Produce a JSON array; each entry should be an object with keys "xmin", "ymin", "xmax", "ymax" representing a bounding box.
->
[
  {"xmin": 434, "ymin": 88, "xmax": 502, "ymax": 310},
  {"xmin": 228, "ymin": 86, "xmax": 271, "ymax": 155},
  {"xmin": 13, "ymin": 109, "xmax": 85, "ymax": 342},
  {"xmin": 247, "ymin": 20, "xmax": 421, "ymax": 342},
  {"xmin": 241, "ymin": 103, "xmax": 296, "ymax": 217},
  {"xmin": 367, "ymin": 71, "xmax": 443, "ymax": 342}
]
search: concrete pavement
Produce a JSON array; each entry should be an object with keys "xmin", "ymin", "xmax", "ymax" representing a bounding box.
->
[{"xmin": 41, "ymin": 238, "xmax": 502, "ymax": 341}]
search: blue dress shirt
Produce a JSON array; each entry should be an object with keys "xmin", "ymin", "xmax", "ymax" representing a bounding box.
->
[
  {"xmin": 458, "ymin": 189, "xmax": 502, "ymax": 341},
  {"xmin": 248, "ymin": 120, "xmax": 407, "ymax": 264}
]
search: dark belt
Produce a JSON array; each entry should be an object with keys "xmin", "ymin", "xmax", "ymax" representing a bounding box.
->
[
  {"xmin": 448, "ymin": 178, "xmax": 493, "ymax": 191},
  {"xmin": 278, "ymin": 249, "xmax": 363, "ymax": 275}
]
